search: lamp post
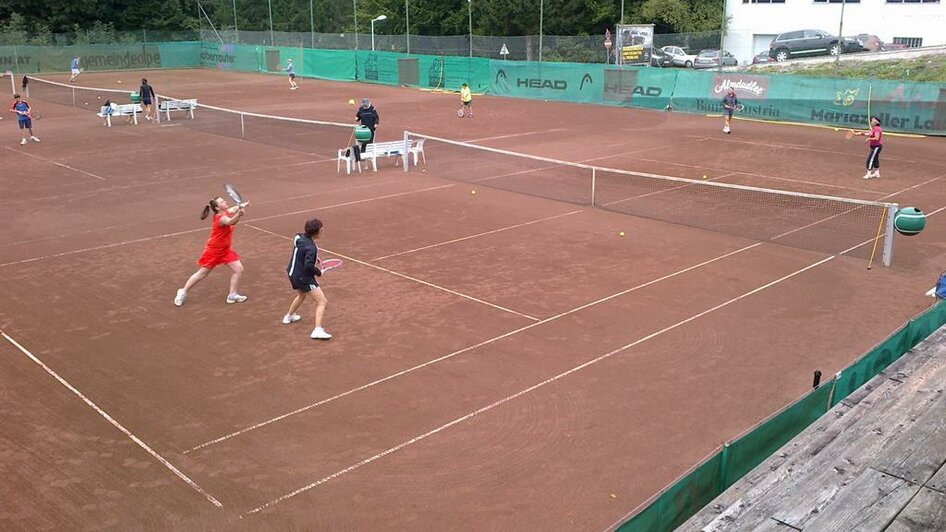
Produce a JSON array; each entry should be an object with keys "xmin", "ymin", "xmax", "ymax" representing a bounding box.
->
[
  {"xmin": 371, "ymin": 15, "xmax": 387, "ymax": 51},
  {"xmin": 353, "ymin": 0, "xmax": 359, "ymax": 51},
  {"xmin": 406, "ymin": 0, "xmax": 410, "ymax": 54},
  {"xmin": 538, "ymin": 0, "xmax": 544, "ymax": 62},
  {"xmin": 232, "ymin": 0, "xmax": 238, "ymax": 43},
  {"xmin": 835, "ymin": 0, "xmax": 847, "ymax": 72},
  {"xmin": 268, "ymin": 0, "xmax": 274, "ymax": 45},
  {"xmin": 621, "ymin": 1, "xmax": 625, "ymax": 24},
  {"xmin": 468, "ymin": 0, "xmax": 473, "ymax": 57}
]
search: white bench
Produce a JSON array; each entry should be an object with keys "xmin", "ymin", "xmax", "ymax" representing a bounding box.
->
[
  {"xmin": 158, "ymin": 98, "xmax": 197, "ymax": 121},
  {"xmin": 361, "ymin": 140, "xmax": 426, "ymax": 171},
  {"xmin": 97, "ymin": 103, "xmax": 142, "ymax": 126}
]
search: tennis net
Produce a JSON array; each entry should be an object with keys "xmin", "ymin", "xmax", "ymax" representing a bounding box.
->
[
  {"xmin": 404, "ymin": 131, "xmax": 898, "ymax": 266},
  {"xmin": 20, "ymin": 75, "xmax": 352, "ymax": 157}
]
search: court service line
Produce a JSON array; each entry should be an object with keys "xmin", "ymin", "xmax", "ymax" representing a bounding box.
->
[
  {"xmin": 0, "ymin": 184, "xmax": 455, "ymax": 269},
  {"xmin": 464, "ymin": 128, "xmax": 567, "ymax": 143},
  {"xmin": 0, "ymin": 331, "xmax": 223, "ymax": 508},
  {"xmin": 242, "ymin": 250, "xmax": 831, "ymax": 517},
  {"xmin": 371, "ymin": 210, "xmax": 584, "ymax": 261},
  {"xmin": 3, "ymin": 146, "xmax": 107, "ymax": 181},
  {"xmin": 185, "ymin": 242, "xmax": 762, "ymax": 454},
  {"xmin": 245, "ymin": 224, "xmax": 538, "ymax": 322}
]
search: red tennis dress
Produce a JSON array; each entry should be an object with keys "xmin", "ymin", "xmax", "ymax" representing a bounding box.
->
[{"xmin": 197, "ymin": 212, "xmax": 240, "ymax": 268}]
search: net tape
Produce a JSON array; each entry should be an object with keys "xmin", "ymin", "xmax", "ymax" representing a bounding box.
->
[
  {"xmin": 405, "ymin": 131, "xmax": 897, "ymax": 265},
  {"xmin": 19, "ymin": 74, "xmax": 353, "ymax": 158}
]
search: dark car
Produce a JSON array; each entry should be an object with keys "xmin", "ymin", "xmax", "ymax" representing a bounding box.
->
[
  {"xmin": 769, "ymin": 29, "xmax": 844, "ymax": 61},
  {"xmin": 692, "ymin": 49, "xmax": 738, "ymax": 69},
  {"xmin": 752, "ymin": 50, "xmax": 773, "ymax": 64},
  {"xmin": 650, "ymin": 47, "xmax": 674, "ymax": 67}
]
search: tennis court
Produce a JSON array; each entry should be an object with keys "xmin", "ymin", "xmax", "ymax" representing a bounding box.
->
[{"xmin": 2, "ymin": 68, "xmax": 945, "ymax": 530}]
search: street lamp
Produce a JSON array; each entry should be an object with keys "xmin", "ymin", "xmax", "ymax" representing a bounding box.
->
[
  {"xmin": 371, "ymin": 15, "xmax": 387, "ymax": 51},
  {"xmin": 468, "ymin": 0, "xmax": 473, "ymax": 58}
]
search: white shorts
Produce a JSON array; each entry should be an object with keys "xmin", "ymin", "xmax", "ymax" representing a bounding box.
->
[{"xmin": 71, "ymin": 68, "xmax": 80, "ymax": 75}]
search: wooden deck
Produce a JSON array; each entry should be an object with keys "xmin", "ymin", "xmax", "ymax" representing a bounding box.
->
[{"xmin": 679, "ymin": 324, "xmax": 946, "ymax": 531}]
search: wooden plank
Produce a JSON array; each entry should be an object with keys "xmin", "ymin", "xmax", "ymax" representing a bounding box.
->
[
  {"xmin": 802, "ymin": 467, "xmax": 919, "ymax": 532},
  {"xmin": 887, "ymin": 487, "xmax": 946, "ymax": 532},
  {"xmin": 872, "ymin": 393, "xmax": 946, "ymax": 485},
  {"xmin": 928, "ymin": 462, "xmax": 946, "ymax": 493},
  {"xmin": 679, "ymin": 329, "xmax": 946, "ymax": 531}
]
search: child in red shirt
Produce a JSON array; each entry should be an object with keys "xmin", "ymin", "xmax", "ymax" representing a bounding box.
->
[
  {"xmin": 174, "ymin": 197, "xmax": 248, "ymax": 306},
  {"xmin": 857, "ymin": 116, "xmax": 883, "ymax": 179}
]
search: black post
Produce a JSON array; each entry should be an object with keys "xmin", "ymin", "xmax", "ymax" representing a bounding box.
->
[{"xmin": 812, "ymin": 370, "xmax": 822, "ymax": 389}]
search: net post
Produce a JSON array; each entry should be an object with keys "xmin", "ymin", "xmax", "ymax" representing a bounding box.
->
[
  {"xmin": 403, "ymin": 130, "xmax": 410, "ymax": 173},
  {"xmin": 7, "ymin": 71, "xmax": 14, "ymax": 95},
  {"xmin": 71, "ymin": 87, "xmax": 75, "ymax": 107},
  {"xmin": 591, "ymin": 167, "xmax": 596, "ymax": 205},
  {"xmin": 882, "ymin": 203, "xmax": 897, "ymax": 267},
  {"xmin": 240, "ymin": 113, "xmax": 245, "ymax": 139}
]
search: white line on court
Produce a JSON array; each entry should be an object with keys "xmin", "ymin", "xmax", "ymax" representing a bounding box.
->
[
  {"xmin": 686, "ymin": 134, "xmax": 941, "ymax": 166},
  {"xmin": 241, "ymin": 249, "xmax": 832, "ymax": 517},
  {"xmin": 3, "ymin": 146, "xmax": 108, "ymax": 181},
  {"xmin": 245, "ymin": 224, "xmax": 538, "ymax": 321},
  {"xmin": 463, "ymin": 128, "xmax": 567, "ymax": 143},
  {"xmin": 0, "ymin": 331, "xmax": 223, "ymax": 508},
  {"xmin": 185, "ymin": 242, "xmax": 762, "ymax": 454},
  {"xmin": 0, "ymin": 184, "xmax": 455, "ymax": 269},
  {"xmin": 371, "ymin": 210, "xmax": 584, "ymax": 261}
]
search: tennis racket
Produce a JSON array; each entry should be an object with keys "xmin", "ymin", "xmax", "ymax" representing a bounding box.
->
[
  {"xmin": 224, "ymin": 183, "xmax": 248, "ymax": 208},
  {"xmin": 845, "ymin": 129, "xmax": 857, "ymax": 140},
  {"xmin": 29, "ymin": 111, "xmax": 41, "ymax": 120},
  {"xmin": 319, "ymin": 258, "xmax": 343, "ymax": 273},
  {"xmin": 725, "ymin": 103, "xmax": 744, "ymax": 112},
  {"xmin": 457, "ymin": 108, "xmax": 464, "ymax": 118}
]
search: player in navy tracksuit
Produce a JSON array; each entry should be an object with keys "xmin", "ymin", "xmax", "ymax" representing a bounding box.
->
[{"xmin": 284, "ymin": 218, "xmax": 331, "ymax": 340}]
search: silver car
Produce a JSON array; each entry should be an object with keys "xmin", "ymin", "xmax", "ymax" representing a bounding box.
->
[{"xmin": 660, "ymin": 46, "xmax": 697, "ymax": 68}]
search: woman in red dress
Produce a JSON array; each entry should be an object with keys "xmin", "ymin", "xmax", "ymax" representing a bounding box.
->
[{"xmin": 174, "ymin": 197, "xmax": 248, "ymax": 306}]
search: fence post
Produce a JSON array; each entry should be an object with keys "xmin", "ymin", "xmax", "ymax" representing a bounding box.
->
[{"xmin": 403, "ymin": 130, "xmax": 410, "ymax": 173}]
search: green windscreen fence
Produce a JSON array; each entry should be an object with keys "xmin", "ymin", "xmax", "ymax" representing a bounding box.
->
[
  {"xmin": 617, "ymin": 299, "xmax": 946, "ymax": 531},
  {"xmin": 0, "ymin": 42, "xmax": 199, "ymax": 73},
  {"xmin": 7, "ymin": 41, "xmax": 943, "ymax": 134}
]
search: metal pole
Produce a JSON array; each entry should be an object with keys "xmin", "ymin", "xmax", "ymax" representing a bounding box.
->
[
  {"xmin": 620, "ymin": 1, "xmax": 625, "ymax": 24},
  {"xmin": 310, "ymin": 0, "xmax": 315, "ymax": 48},
  {"xmin": 371, "ymin": 19, "xmax": 375, "ymax": 51},
  {"xmin": 835, "ymin": 0, "xmax": 846, "ymax": 72},
  {"xmin": 268, "ymin": 0, "xmax": 275, "ymax": 45},
  {"xmin": 468, "ymin": 0, "xmax": 473, "ymax": 58},
  {"xmin": 354, "ymin": 0, "xmax": 359, "ymax": 51},
  {"xmin": 406, "ymin": 0, "xmax": 410, "ymax": 54},
  {"xmin": 538, "ymin": 0, "xmax": 543, "ymax": 62},
  {"xmin": 233, "ymin": 0, "xmax": 238, "ymax": 42}
]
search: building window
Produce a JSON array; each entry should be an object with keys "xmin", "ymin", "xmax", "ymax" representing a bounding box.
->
[
  {"xmin": 886, "ymin": 0, "xmax": 939, "ymax": 3},
  {"xmin": 893, "ymin": 37, "xmax": 923, "ymax": 47},
  {"xmin": 813, "ymin": 0, "xmax": 861, "ymax": 3},
  {"xmin": 742, "ymin": 0, "xmax": 786, "ymax": 3}
]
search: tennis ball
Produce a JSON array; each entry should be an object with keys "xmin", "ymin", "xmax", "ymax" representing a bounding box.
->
[
  {"xmin": 618, "ymin": 231, "xmax": 625, "ymax": 237},
  {"xmin": 471, "ymin": 190, "xmax": 477, "ymax": 195},
  {"xmin": 702, "ymin": 175, "xmax": 708, "ymax": 180},
  {"xmin": 117, "ymin": 80, "xmax": 122, "ymax": 84},
  {"xmin": 348, "ymin": 98, "xmax": 355, "ymax": 105},
  {"xmin": 833, "ymin": 128, "xmax": 838, "ymax": 131}
]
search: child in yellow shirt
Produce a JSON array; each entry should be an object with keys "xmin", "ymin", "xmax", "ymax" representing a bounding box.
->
[{"xmin": 458, "ymin": 83, "xmax": 473, "ymax": 118}]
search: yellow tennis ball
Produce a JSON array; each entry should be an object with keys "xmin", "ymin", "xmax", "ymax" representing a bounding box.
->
[
  {"xmin": 348, "ymin": 98, "xmax": 355, "ymax": 105},
  {"xmin": 702, "ymin": 175, "xmax": 708, "ymax": 180},
  {"xmin": 471, "ymin": 190, "xmax": 477, "ymax": 195},
  {"xmin": 117, "ymin": 80, "xmax": 122, "ymax": 84},
  {"xmin": 834, "ymin": 128, "xmax": 838, "ymax": 131},
  {"xmin": 618, "ymin": 231, "xmax": 625, "ymax": 237}
]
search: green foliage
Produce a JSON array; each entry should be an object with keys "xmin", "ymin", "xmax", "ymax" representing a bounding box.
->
[{"xmin": 751, "ymin": 56, "xmax": 946, "ymax": 83}]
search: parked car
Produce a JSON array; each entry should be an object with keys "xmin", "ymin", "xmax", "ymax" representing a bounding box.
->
[
  {"xmin": 752, "ymin": 50, "xmax": 774, "ymax": 64},
  {"xmin": 768, "ymin": 29, "xmax": 844, "ymax": 61},
  {"xmin": 661, "ymin": 46, "xmax": 697, "ymax": 68},
  {"xmin": 650, "ymin": 47, "xmax": 674, "ymax": 67},
  {"xmin": 855, "ymin": 34, "xmax": 909, "ymax": 51},
  {"xmin": 693, "ymin": 49, "xmax": 738, "ymax": 69}
]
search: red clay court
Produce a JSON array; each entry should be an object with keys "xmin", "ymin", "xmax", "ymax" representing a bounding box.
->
[{"xmin": 1, "ymin": 69, "xmax": 945, "ymax": 530}]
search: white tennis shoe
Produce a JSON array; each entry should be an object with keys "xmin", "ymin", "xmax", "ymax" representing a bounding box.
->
[
  {"xmin": 226, "ymin": 293, "xmax": 248, "ymax": 304},
  {"xmin": 282, "ymin": 313, "xmax": 302, "ymax": 325},
  {"xmin": 30, "ymin": 136, "xmax": 39, "ymax": 142},
  {"xmin": 174, "ymin": 288, "xmax": 186, "ymax": 307},
  {"xmin": 310, "ymin": 327, "xmax": 332, "ymax": 340},
  {"xmin": 20, "ymin": 138, "xmax": 26, "ymax": 145}
]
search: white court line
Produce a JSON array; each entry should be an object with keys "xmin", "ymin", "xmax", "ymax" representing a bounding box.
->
[
  {"xmin": 0, "ymin": 184, "xmax": 455, "ymax": 269},
  {"xmin": 0, "ymin": 331, "xmax": 222, "ymax": 508},
  {"xmin": 185, "ymin": 242, "xmax": 761, "ymax": 454},
  {"xmin": 245, "ymin": 224, "xmax": 538, "ymax": 322},
  {"xmin": 371, "ymin": 210, "xmax": 584, "ymax": 261},
  {"xmin": 242, "ymin": 247, "xmax": 830, "ymax": 517},
  {"xmin": 3, "ymin": 146, "xmax": 107, "ymax": 181},
  {"xmin": 686, "ymin": 134, "xmax": 941, "ymax": 166},
  {"xmin": 463, "ymin": 128, "xmax": 567, "ymax": 143}
]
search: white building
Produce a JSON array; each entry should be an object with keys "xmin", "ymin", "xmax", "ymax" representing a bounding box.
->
[{"xmin": 723, "ymin": 0, "xmax": 946, "ymax": 64}]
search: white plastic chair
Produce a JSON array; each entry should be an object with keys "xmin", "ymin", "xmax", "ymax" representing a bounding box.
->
[
  {"xmin": 409, "ymin": 138, "xmax": 426, "ymax": 166},
  {"xmin": 336, "ymin": 148, "xmax": 362, "ymax": 174}
]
